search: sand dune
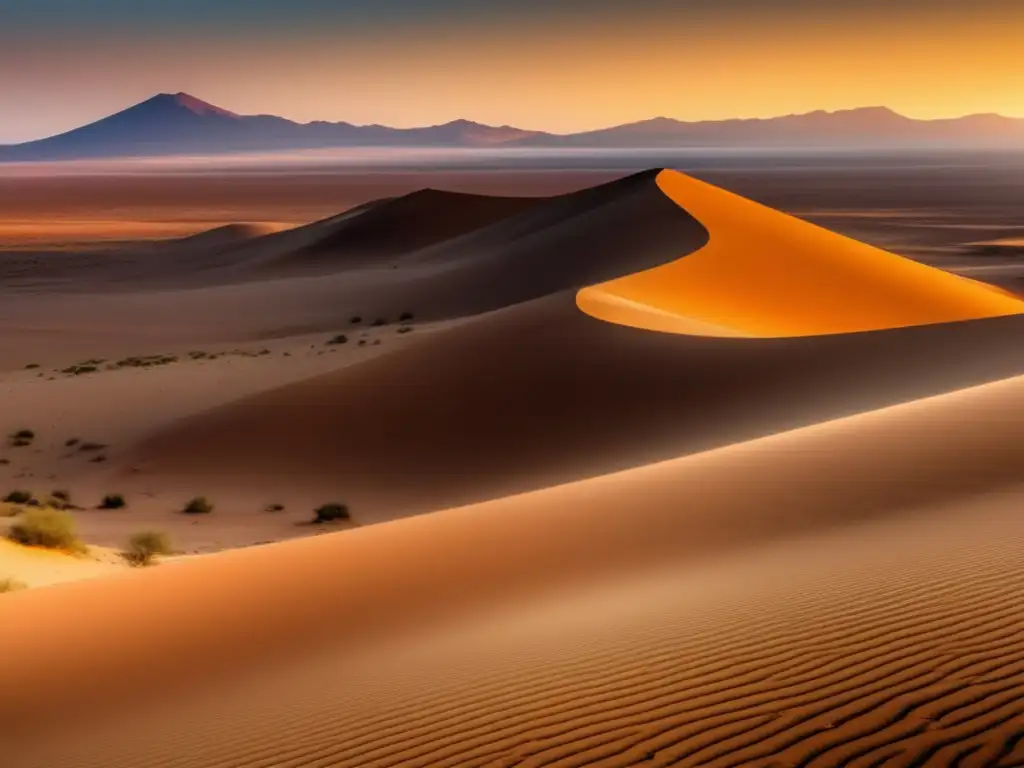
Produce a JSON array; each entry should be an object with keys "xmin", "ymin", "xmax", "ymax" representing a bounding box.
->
[
  {"xmin": 5, "ymin": 166, "xmax": 1024, "ymax": 765},
  {"xmin": 161, "ymin": 222, "xmax": 283, "ymax": 249},
  {"xmin": 105, "ymin": 170, "xmax": 1024, "ymax": 518},
  {"xmin": 578, "ymin": 171, "xmax": 1024, "ymax": 336},
  {"xmin": 120, "ymin": 292, "xmax": 1024, "ymax": 522},
  {"xmin": 255, "ymin": 188, "xmax": 539, "ymax": 274},
  {"xmin": 0, "ymin": 539, "xmax": 125, "ymax": 589},
  {"xmin": 5, "ymin": 373, "xmax": 1024, "ymax": 764}
]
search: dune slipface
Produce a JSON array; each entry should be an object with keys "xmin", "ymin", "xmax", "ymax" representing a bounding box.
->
[{"xmin": 577, "ymin": 170, "xmax": 1024, "ymax": 336}]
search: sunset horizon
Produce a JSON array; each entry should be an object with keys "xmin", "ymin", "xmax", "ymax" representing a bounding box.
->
[
  {"xmin": 3, "ymin": 0, "xmax": 1022, "ymax": 143},
  {"xmin": 9, "ymin": 89, "xmax": 1024, "ymax": 146}
]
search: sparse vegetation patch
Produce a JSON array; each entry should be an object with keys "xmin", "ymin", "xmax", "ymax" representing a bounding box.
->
[
  {"xmin": 122, "ymin": 531, "xmax": 172, "ymax": 567},
  {"xmin": 8, "ymin": 429, "xmax": 34, "ymax": 448},
  {"xmin": 0, "ymin": 578, "xmax": 26, "ymax": 594},
  {"xmin": 313, "ymin": 503, "xmax": 350, "ymax": 524},
  {"xmin": 99, "ymin": 494, "xmax": 127, "ymax": 510},
  {"xmin": 7, "ymin": 508, "xmax": 84, "ymax": 554},
  {"xmin": 182, "ymin": 496, "xmax": 214, "ymax": 515},
  {"xmin": 3, "ymin": 490, "xmax": 32, "ymax": 505}
]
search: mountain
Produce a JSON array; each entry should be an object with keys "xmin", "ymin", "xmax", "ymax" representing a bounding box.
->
[
  {"xmin": 520, "ymin": 107, "xmax": 1024, "ymax": 148},
  {"xmin": 2, "ymin": 94, "xmax": 1023, "ymax": 161},
  {"xmin": 0, "ymin": 93, "xmax": 548, "ymax": 161}
]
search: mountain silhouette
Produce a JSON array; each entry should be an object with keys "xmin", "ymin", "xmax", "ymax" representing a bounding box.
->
[{"xmin": 2, "ymin": 94, "xmax": 1022, "ymax": 161}]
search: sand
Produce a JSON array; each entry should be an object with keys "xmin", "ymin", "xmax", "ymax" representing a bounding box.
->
[
  {"xmin": 577, "ymin": 171, "xmax": 1024, "ymax": 336},
  {"xmin": 2, "ymin": 165, "xmax": 1024, "ymax": 765},
  {"xmin": 4, "ymin": 373, "xmax": 1024, "ymax": 763}
]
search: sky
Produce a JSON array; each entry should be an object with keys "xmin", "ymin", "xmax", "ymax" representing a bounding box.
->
[{"xmin": 1, "ymin": 0, "xmax": 1023, "ymax": 143}]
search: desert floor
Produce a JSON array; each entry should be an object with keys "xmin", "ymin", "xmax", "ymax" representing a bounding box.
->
[{"xmin": 2, "ymin": 157, "xmax": 1024, "ymax": 765}]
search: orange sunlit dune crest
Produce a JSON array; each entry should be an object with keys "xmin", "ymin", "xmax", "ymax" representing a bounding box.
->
[{"xmin": 576, "ymin": 169, "xmax": 1024, "ymax": 337}]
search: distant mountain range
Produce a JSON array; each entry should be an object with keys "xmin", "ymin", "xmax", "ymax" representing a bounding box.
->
[{"xmin": 2, "ymin": 92, "xmax": 1023, "ymax": 161}]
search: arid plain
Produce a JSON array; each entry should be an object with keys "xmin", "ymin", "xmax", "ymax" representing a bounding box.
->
[{"xmin": 3, "ymin": 155, "xmax": 1024, "ymax": 766}]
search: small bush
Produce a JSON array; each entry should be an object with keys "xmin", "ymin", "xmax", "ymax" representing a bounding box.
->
[
  {"xmin": 3, "ymin": 490, "xmax": 32, "ymax": 505},
  {"xmin": 0, "ymin": 578, "xmax": 27, "ymax": 594},
  {"xmin": 397, "ymin": 326, "xmax": 414, "ymax": 335},
  {"xmin": 78, "ymin": 441, "xmax": 107, "ymax": 452},
  {"xmin": 326, "ymin": 334, "xmax": 349, "ymax": 346},
  {"xmin": 65, "ymin": 438, "xmax": 80, "ymax": 448},
  {"xmin": 313, "ymin": 503, "xmax": 350, "ymax": 524},
  {"xmin": 265, "ymin": 503, "xmax": 285, "ymax": 512},
  {"xmin": 371, "ymin": 318, "xmax": 387, "ymax": 327},
  {"xmin": 24, "ymin": 364, "xmax": 39, "ymax": 370},
  {"xmin": 8, "ymin": 429, "xmax": 34, "ymax": 447},
  {"xmin": 122, "ymin": 531, "xmax": 172, "ymax": 567},
  {"xmin": 7, "ymin": 508, "xmax": 84, "ymax": 553},
  {"xmin": 350, "ymin": 316, "xmax": 362, "ymax": 325},
  {"xmin": 51, "ymin": 489, "xmax": 71, "ymax": 503},
  {"xmin": 98, "ymin": 494, "xmax": 126, "ymax": 510},
  {"xmin": 399, "ymin": 312, "xmax": 415, "ymax": 322},
  {"xmin": 183, "ymin": 496, "xmax": 214, "ymax": 515}
]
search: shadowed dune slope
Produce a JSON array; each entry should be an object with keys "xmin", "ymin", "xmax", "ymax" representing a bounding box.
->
[
  {"xmin": 6, "ymin": 374, "xmax": 1024, "ymax": 764},
  {"xmin": 0, "ymin": 172, "xmax": 707, "ymax": 363},
  {"xmin": 578, "ymin": 170, "xmax": 1024, "ymax": 336},
  {"xmin": 83, "ymin": 168, "xmax": 1024, "ymax": 516},
  {"xmin": 160, "ymin": 222, "xmax": 282, "ymax": 250},
  {"xmin": 258, "ymin": 188, "xmax": 541, "ymax": 273},
  {"xmin": 121, "ymin": 294, "xmax": 1024, "ymax": 521}
]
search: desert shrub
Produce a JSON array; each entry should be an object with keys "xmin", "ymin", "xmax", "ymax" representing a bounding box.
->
[
  {"xmin": 63, "ymin": 365, "xmax": 98, "ymax": 375},
  {"xmin": 122, "ymin": 531, "xmax": 172, "ymax": 567},
  {"xmin": 78, "ymin": 441, "xmax": 107, "ymax": 452},
  {"xmin": 326, "ymin": 334, "xmax": 349, "ymax": 346},
  {"xmin": 65, "ymin": 438, "xmax": 80, "ymax": 448},
  {"xmin": 99, "ymin": 494, "xmax": 127, "ymax": 510},
  {"xmin": 8, "ymin": 429, "xmax": 34, "ymax": 447},
  {"xmin": 3, "ymin": 490, "xmax": 32, "ymax": 505},
  {"xmin": 183, "ymin": 496, "xmax": 214, "ymax": 515},
  {"xmin": 265, "ymin": 503, "xmax": 285, "ymax": 512},
  {"xmin": 371, "ymin": 318, "xmax": 387, "ymax": 327},
  {"xmin": 350, "ymin": 316, "xmax": 362, "ymax": 324},
  {"xmin": 313, "ymin": 503, "xmax": 350, "ymax": 524},
  {"xmin": 7, "ymin": 508, "xmax": 84, "ymax": 553},
  {"xmin": 51, "ymin": 489, "xmax": 71, "ymax": 503},
  {"xmin": 397, "ymin": 326, "xmax": 414, "ymax": 335},
  {"xmin": 399, "ymin": 312, "xmax": 415, "ymax": 322},
  {"xmin": 0, "ymin": 578, "xmax": 26, "ymax": 594},
  {"xmin": 90, "ymin": 455, "xmax": 108, "ymax": 463},
  {"xmin": 24, "ymin": 363, "xmax": 39, "ymax": 370}
]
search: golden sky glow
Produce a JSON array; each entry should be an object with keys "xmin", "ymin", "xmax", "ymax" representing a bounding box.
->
[{"xmin": 1, "ymin": 4, "xmax": 1022, "ymax": 142}]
